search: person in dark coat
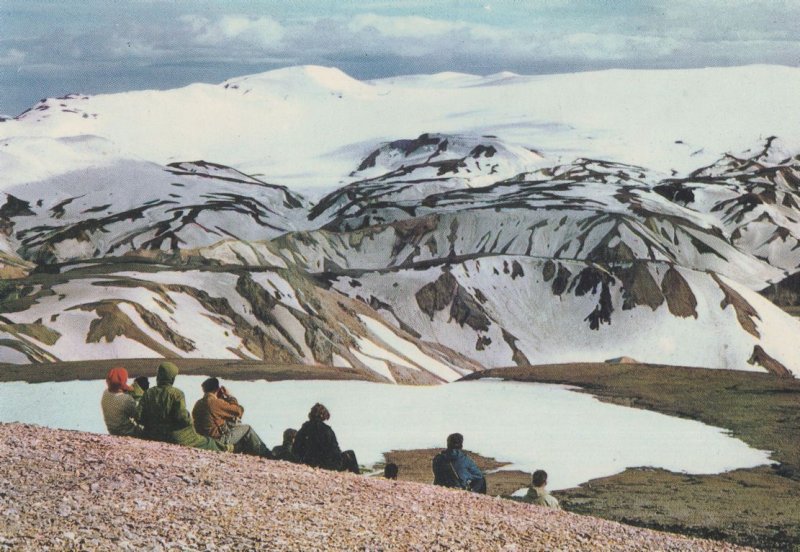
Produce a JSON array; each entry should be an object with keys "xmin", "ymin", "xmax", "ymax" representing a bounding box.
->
[
  {"xmin": 292, "ymin": 403, "xmax": 359, "ymax": 473},
  {"xmin": 272, "ymin": 428, "xmax": 300, "ymax": 462},
  {"xmin": 384, "ymin": 462, "xmax": 399, "ymax": 480}
]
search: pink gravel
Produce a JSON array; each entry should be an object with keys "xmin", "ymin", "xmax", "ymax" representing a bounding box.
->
[{"xmin": 0, "ymin": 423, "xmax": 754, "ymax": 551}]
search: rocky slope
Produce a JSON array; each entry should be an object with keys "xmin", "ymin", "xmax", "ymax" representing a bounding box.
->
[
  {"xmin": 0, "ymin": 423, "xmax": 752, "ymax": 551},
  {"xmin": 0, "ymin": 260, "xmax": 474, "ymax": 383}
]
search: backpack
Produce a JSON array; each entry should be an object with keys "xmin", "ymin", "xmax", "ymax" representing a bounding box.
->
[{"xmin": 432, "ymin": 451, "xmax": 463, "ymax": 488}]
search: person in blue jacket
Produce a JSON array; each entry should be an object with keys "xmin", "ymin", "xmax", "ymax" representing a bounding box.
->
[{"xmin": 432, "ymin": 432, "xmax": 487, "ymax": 493}]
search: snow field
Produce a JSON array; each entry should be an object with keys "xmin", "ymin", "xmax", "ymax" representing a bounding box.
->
[
  {"xmin": 5, "ymin": 65, "xmax": 800, "ymax": 191},
  {"xmin": 195, "ymin": 241, "xmax": 288, "ymax": 268},
  {"xmin": 358, "ymin": 314, "xmax": 464, "ymax": 381},
  {"xmin": 0, "ymin": 378, "xmax": 771, "ymax": 491},
  {"xmin": 2, "ymin": 275, "xmax": 251, "ymax": 361}
]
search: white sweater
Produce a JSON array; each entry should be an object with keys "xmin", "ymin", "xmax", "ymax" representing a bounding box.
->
[{"xmin": 100, "ymin": 390, "xmax": 139, "ymax": 436}]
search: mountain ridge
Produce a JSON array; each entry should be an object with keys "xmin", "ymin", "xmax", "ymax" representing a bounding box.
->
[{"xmin": 2, "ymin": 66, "xmax": 800, "ymax": 378}]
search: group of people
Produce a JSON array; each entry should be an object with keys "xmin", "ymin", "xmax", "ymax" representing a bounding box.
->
[
  {"xmin": 100, "ymin": 362, "xmax": 559, "ymax": 508},
  {"xmin": 100, "ymin": 362, "xmax": 359, "ymax": 472}
]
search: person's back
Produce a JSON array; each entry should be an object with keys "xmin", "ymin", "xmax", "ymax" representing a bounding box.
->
[
  {"xmin": 384, "ymin": 462, "xmax": 399, "ymax": 480},
  {"xmin": 192, "ymin": 377, "xmax": 271, "ymax": 457},
  {"xmin": 293, "ymin": 418, "xmax": 342, "ymax": 470},
  {"xmin": 292, "ymin": 403, "xmax": 359, "ymax": 473},
  {"xmin": 526, "ymin": 470, "xmax": 561, "ymax": 509},
  {"xmin": 137, "ymin": 362, "xmax": 223, "ymax": 451},
  {"xmin": 191, "ymin": 381, "xmax": 244, "ymax": 440},
  {"xmin": 101, "ymin": 367, "xmax": 141, "ymax": 437},
  {"xmin": 432, "ymin": 450, "xmax": 463, "ymax": 488},
  {"xmin": 138, "ymin": 364, "xmax": 186, "ymax": 443},
  {"xmin": 432, "ymin": 433, "xmax": 486, "ymax": 493}
]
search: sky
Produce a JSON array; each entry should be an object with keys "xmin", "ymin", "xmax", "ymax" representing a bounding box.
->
[{"xmin": 1, "ymin": 0, "xmax": 799, "ymax": 116}]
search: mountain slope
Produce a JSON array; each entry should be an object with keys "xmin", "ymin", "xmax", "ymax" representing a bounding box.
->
[
  {"xmin": 0, "ymin": 260, "xmax": 475, "ymax": 382},
  {"xmin": 0, "ymin": 142, "xmax": 311, "ymax": 264},
  {"xmin": 329, "ymin": 256, "xmax": 798, "ymax": 376},
  {"xmin": 288, "ymin": 154, "xmax": 786, "ymax": 289},
  {"xmin": 1, "ymin": 66, "xmax": 800, "ymax": 377}
]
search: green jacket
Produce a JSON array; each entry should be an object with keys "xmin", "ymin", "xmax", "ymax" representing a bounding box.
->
[{"xmin": 137, "ymin": 362, "xmax": 222, "ymax": 451}]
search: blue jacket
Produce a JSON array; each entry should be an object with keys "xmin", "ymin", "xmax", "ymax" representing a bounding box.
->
[{"xmin": 443, "ymin": 449, "xmax": 484, "ymax": 487}]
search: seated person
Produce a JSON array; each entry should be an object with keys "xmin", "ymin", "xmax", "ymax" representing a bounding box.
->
[
  {"xmin": 526, "ymin": 469, "xmax": 561, "ymax": 509},
  {"xmin": 432, "ymin": 433, "xmax": 486, "ymax": 493},
  {"xmin": 128, "ymin": 375, "xmax": 149, "ymax": 403},
  {"xmin": 292, "ymin": 403, "xmax": 359, "ymax": 473},
  {"xmin": 272, "ymin": 428, "xmax": 300, "ymax": 462},
  {"xmin": 137, "ymin": 362, "xmax": 225, "ymax": 452},
  {"xmin": 100, "ymin": 367, "xmax": 142, "ymax": 437},
  {"xmin": 192, "ymin": 377, "xmax": 272, "ymax": 458},
  {"xmin": 384, "ymin": 462, "xmax": 399, "ymax": 480}
]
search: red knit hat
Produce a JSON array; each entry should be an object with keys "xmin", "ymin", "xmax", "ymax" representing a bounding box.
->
[{"xmin": 106, "ymin": 367, "xmax": 131, "ymax": 392}]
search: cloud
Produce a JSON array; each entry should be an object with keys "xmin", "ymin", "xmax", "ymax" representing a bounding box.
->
[
  {"xmin": 7, "ymin": 7, "xmax": 800, "ymax": 73},
  {"xmin": 553, "ymin": 32, "xmax": 684, "ymax": 61},
  {"xmin": 349, "ymin": 14, "xmax": 488, "ymax": 39},
  {"xmin": 0, "ymin": 48, "xmax": 26, "ymax": 66},
  {"xmin": 3, "ymin": 2, "xmax": 800, "ymax": 115},
  {"xmin": 180, "ymin": 15, "xmax": 285, "ymax": 48}
]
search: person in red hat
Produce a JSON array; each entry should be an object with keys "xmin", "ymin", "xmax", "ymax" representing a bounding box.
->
[{"xmin": 100, "ymin": 367, "xmax": 142, "ymax": 436}]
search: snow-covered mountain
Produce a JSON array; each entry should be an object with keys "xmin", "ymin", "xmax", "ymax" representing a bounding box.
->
[
  {"xmin": 4, "ymin": 65, "xmax": 800, "ymax": 188},
  {"xmin": 0, "ymin": 143, "xmax": 310, "ymax": 264},
  {"xmin": 0, "ymin": 259, "xmax": 476, "ymax": 383},
  {"xmin": 2, "ymin": 65, "xmax": 800, "ymax": 378}
]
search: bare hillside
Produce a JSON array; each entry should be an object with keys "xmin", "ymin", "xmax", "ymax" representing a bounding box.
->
[{"xmin": 0, "ymin": 423, "xmax": 751, "ymax": 551}]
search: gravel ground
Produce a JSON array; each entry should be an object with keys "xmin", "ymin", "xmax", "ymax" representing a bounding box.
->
[{"xmin": 0, "ymin": 423, "xmax": 754, "ymax": 551}]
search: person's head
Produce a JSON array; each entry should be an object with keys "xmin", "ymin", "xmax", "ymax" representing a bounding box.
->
[
  {"xmin": 446, "ymin": 433, "xmax": 464, "ymax": 450},
  {"xmin": 282, "ymin": 428, "xmax": 298, "ymax": 446},
  {"xmin": 133, "ymin": 376, "xmax": 149, "ymax": 391},
  {"xmin": 532, "ymin": 470, "xmax": 548, "ymax": 488},
  {"xmin": 308, "ymin": 403, "xmax": 330, "ymax": 422},
  {"xmin": 202, "ymin": 377, "xmax": 220, "ymax": 394},
  {"xmin": 156, "ymin": 361, "xmax": 179, "ymax": 386},
  {"xmin": 106, "ymin": 367, "xmax": 131, "ymax": 393},
  {"xmin": 384, "ymin": 462, "xmax": 399, "ymax": 480}
]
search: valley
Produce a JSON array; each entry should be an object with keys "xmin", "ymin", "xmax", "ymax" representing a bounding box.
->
[{"xmin": 2, "ymin": 64, "xmax": 800, "ymax": 550}]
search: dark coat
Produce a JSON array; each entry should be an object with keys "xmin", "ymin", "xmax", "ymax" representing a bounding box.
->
[
  {"xmin": 271, "ymin": 444, "xmax": 299, "ymax": 463},
  {"xmin": 292, "ymin": 419, "xmax": 342, "ymax": 470}
]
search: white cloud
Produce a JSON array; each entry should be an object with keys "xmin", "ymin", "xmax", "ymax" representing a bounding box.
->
[
  {"xmin": 349, "ymin": 13, "xmax": 500, "ymax": 40},
  {"xmin": 555, "ymin": 32, "xmax": 683, "ymax": 61},
  {"xmin": 0, "ymin": 48, "xmax": 26, "ymax": 66},
  {"xmin": 180, "ymin": 14, "xmax": 284, "ymax": 48}
]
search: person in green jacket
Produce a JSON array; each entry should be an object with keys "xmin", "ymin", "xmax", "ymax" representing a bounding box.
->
[{"xmin": 137, "ymin": 361, "xmax": 226, "ymax": 452}]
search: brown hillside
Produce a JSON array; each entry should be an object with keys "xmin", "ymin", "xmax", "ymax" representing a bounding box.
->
[{"xmin": 0, "ymin": 423, "xmax": 752, "ymax": 551}]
